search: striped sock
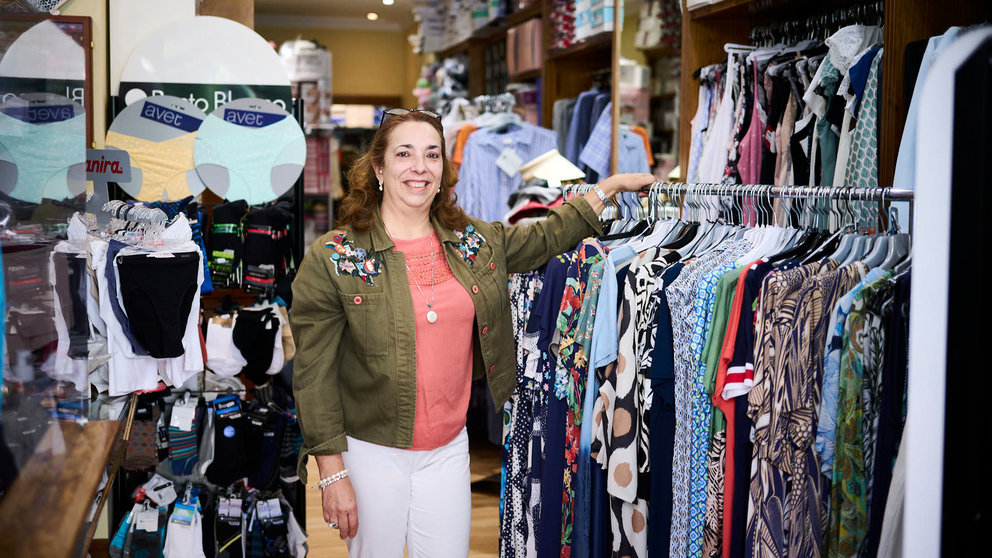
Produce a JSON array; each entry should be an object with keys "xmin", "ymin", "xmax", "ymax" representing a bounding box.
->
[{"xmin": 169, "ymin": 404, "xmax": 201, "ymax": 475}]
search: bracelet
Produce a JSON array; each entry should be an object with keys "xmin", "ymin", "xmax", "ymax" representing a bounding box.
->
[
  {"xmin": 593, "ymin": 184, "xmax": 612, "ymax": 205},
  {"xmin": 317, "ymin": 469, "xmax": 350, "ymax": 490}
]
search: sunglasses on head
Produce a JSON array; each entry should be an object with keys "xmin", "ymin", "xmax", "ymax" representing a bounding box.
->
[{"xmin": 378, "ymin": 108, "xmax": 440, "ymax": 129}]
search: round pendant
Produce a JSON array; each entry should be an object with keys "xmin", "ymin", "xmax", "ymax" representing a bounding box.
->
[{"xmin": 426, "ymin": 310, "xmax": 438, "ymax": 324}]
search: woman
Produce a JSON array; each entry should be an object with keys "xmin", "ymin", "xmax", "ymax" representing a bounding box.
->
[{"xmin": 291, "ymin": 109, "xmax": 654, "ymax": 557}]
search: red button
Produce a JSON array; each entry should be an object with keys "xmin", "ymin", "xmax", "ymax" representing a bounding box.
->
[
  {"xmin": 488, "ymin": 364, "xmax": 495, "ymax": 374},
  {"xmin": 490, "ymin": 262, "xmax": 496, "ymax": 270},
  {"xmin": 353, "ymin": 296, "xmax": 363, "ymax": 305},
  {"xmin": 481, "ymin": 326, "xmax": 488, "ymax": 335},
  {"xmin": 472, "ymin": 285, "xmax": 479, "ymax": 294}
]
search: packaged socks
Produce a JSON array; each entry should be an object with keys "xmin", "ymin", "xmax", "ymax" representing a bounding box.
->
[
  {"xmin": 209, "ymin": 200, "xmax": 249, "ymax": 288},
  {"xmin": 205, "ymin": 395, "xmax": 248, "ymax": 486},
  {"xmin": 245, "ymin": 404, "xmax": 286, "ymax": 490},
  {"xmin": 214, "ymin": 493, "xmax": 244, "ymax": 558},
  {"xmin": 168, "ymin": 396, "xmax": 201, "ymax": 475}
]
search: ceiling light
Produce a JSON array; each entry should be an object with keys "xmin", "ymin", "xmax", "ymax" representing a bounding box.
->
[
  {"xmin": 367, "ymin": 12, "xmax": 379, "ymax": 20},
  {"xmin": 382, "ymin": 0, "xmax": 394, "ymax": 5}
]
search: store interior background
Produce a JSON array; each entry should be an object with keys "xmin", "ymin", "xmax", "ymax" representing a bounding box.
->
[{"xmin": 3, "ymin": 0, "xmax": 990, "ymax": 556}]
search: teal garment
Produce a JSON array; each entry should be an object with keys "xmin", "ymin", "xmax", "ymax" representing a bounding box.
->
[
  {"xmin": 815, "ymin": 58, "xmax": 843, "ymax": 185},
  {"xmin": 844, "ymin": 50, "xmax": 883, "ymax": 188},
  {"xmin": 0, "ymin": 110, "xmax": 85, "ymax": 203},
  {"xmin": 193, "ymin": 113, "xmax": 305, "ymax": 204}
]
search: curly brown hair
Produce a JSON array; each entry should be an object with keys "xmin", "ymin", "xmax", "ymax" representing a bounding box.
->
[{"xmin": 338, "ymin": 110, "xmax": 470, "ymax": 231}]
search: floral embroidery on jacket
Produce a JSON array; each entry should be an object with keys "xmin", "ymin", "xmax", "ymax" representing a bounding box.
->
[
  {"xmin": 452, "ymin": 225, "xmax": 485, "ymax": 266},
  {"xmin": 326, "ymin": 233, "xmax": 381, "ymax": 286}
]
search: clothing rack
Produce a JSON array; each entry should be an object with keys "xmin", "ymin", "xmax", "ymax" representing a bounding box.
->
[
  {"xmin": 748, "ymin": 0, "xmax": 884, "ymax": 46},
  {"xmin": 565, "ymin": 182, "xmax": 915, "ymax": 230},
  {"xmin": 565, "ymin": 182, "xmax": 914, "ymax": 201}
]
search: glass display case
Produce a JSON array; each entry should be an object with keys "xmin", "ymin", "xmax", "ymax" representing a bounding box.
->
[{"xmin": 0, "ymin": 12, "xmax": 137, "ymax": 558}]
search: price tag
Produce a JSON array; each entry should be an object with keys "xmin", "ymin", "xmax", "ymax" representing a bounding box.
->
[
  {"xmin": 496, "ymin": 147, "xmax": 523, "ymax": 177},
  {"xmin": 135, "ymin": 508, "xmax": 159, "ymax": 533},
  {"xmin": 170, "ymin": 502, "xmax": 196, "ymax": 526},
  {"xmin": 170, "ymin": 402, "xmax": 196, "ymax": 432},
  {"xmin": 222, "ymin": 497, "xmax": 243, "ymax": 519},
  {"xmin": 143, "ymin": 474, "xmax": 177, "ymax": 506},
  {"xmin": 258, "ymin": 498, "xmax": 282, "ymax": 521}
]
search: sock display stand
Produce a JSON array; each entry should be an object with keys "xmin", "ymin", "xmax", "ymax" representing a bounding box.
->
[{"xmin": 103, "ymin": 97, "xmax": 310, "ymax": 547}]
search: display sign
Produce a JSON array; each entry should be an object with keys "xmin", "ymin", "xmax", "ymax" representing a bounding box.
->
[
  {"xmin": 86, "ymin": 148, "xmax": 131, "ymax": 182},
  {"xmin": 117, "ymin": 16, "xmax": 293, "ymax": 112},
  {"xmin": 118, "ymin": 81, "xmax": 293, "ymax": 114}
]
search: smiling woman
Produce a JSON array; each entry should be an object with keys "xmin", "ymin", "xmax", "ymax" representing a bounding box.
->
[{"xmin": 290, "ymin": 108, "xmax": 654, "ymax": 556}]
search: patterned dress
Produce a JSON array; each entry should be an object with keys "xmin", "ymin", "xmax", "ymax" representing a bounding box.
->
[
  {"xmin": 667, "ymin": 239, "xmax": 750, "ymax": 558},
  {"xmin": 552, "ymin": 240, "xmax": 606, "ymax": 557},
  {"xmin": 501, "ymin": 271, "xmax": 544, "ymax": 558},
  {"xmin": 746, "ymin": 261, "xmax": 829, "ymax": 558},
  {"xmin": 606, "ymin": 247, "xmax": 666, "ymax": 558},
  {"xmin": 825, "ymin": 276, "xmax": 891, "ymax": 558},
  {"xmin": 785, "ymin": 263, "xmax": 866, "ymax": 558}
]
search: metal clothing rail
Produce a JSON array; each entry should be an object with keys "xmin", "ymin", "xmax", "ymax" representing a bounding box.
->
[{"xmin": 567, "ymin": 182, "xmax": 915, "ymax": 201}]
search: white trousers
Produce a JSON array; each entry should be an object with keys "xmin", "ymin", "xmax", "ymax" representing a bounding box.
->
[{"xmin": 342, "ymin": 428, "xmax": 471, "ymax": 558}]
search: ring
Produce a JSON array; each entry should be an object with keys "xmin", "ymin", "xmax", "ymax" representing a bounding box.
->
[{"xmin": 328, "ymin": 522, "xmax": 338, "ymax": 529}]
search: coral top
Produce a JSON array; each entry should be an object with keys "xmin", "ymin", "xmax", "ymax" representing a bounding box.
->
[{"xmin": 391, "ymin": 232, "xmax": 475, "ymax": 450}]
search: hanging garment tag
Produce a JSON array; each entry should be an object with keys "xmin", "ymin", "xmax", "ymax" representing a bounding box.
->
[
  {"xmin": 213, "ymin": 395, "xmax": 242, "ymax": 420},
  {"xmin": 143, "ymin": 474, "xmax": 177, "ymax": 506},
  {"xmin": 220, "ymin": 497, "xmax": 243, "ymax": 520},
  {"xmin": 496, "ymin": 147, "xmax": 523, "ymax": 177},
  {"xmin": 258, "ymin": 498, "xmax": 281, "ymax": 521},
  {"xmin": 170, "ymin": 502, "xmax": 197, "ymax": 526},
  {"xmin": 170, "ymin": 401, "xmax": 196, "ymax": 432},
  {"xmin": 135, "ymin": 508, "xmax": 159, "ymax": 532}
]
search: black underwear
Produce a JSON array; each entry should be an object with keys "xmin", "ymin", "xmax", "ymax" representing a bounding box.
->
[{"xmin": 116, "ymin": 251, "xmax": 200, "ymax": 358}]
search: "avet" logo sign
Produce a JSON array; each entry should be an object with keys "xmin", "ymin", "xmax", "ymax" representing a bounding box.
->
[
  {"xmin": 223, "ymin": 108, "xmax": 286, "ymax": 128},
  {"xmin": 139, "ymin": 101, "xmax": 203, "ymax": 133}
]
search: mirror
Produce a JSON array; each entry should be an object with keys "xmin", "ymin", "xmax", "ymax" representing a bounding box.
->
[
  {"xmin": 0, "ymin": 14, "xmax": 92, "ymax": 205},
  {"xmin": 616, "ymin": 0, "xmax": 682, "ymax": 180},
  {"xmin": 0, "ymin": 13, "xmax": 94, "ymax": 476}
]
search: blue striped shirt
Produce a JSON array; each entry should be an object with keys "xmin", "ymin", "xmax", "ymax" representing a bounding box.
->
[
  {"xmin": 579, "ymin": 102, "xmax": 652, "ymax": 177},
  {"xmin": 455, "ymin": 123, "xmax": 558, "ymax": 222},
  {"xmin": 564, "ymin": 90, "xmax": 601, "ymax": 165}
]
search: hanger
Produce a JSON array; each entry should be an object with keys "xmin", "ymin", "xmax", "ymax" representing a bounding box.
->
[
  {"xmin": 682, "ymin": 183, "xmax": 725, "ymax": 257},
  {"xmin": 860, "ymin": 189, "xmax": 890, "ymax": 268},
  {"xmin": 800, "ymin": 187, "xmax": 846, "ymax": 263},
  {"xmin": 661, "ymin": 183, "xmax": 699, "ymax": 250},
  {"xmin": 892, "ymin": 254, "xmax": 912, "ymax": 278},
  {"xmin": 724, "ymin": 43, "xmax": 757, "ymax": 54},
  {"xmin": 767, "ymin": 186, "xmax": 825, "ymax": 265},
  {"xmin": 880, "ymin": 203, "xmax": 911, "ymax": 270},
  {"xmin": 826, "ymin": 187, "xmax": 859, "ymax": 263}
]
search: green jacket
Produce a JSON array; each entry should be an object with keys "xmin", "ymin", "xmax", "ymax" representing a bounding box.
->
[{"xmin": 290, "ymin": 197, "xmax": 601, "ymax": 482}]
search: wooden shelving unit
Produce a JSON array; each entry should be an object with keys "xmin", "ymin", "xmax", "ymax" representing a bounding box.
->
[
  {"xmin": 427, "ymin": 3, "xmax": 618, "ymax": 132},
  {"xmin": 433, "ymin": 2, "xmax": 542, "ymax": 59},
  {"xmin": 688, "ymin": 0, "xmax": 754, "ymax": 19},
  {"xmin": 506, "ymin": 2, "xmax": 542, "ymax": 27},
  {"xmin": 639, "ymin": 43, "xmax": 680, "ymax": 59},
  {"xmin": 676, "ymin": 0, "xmax": 992, "ymax": 185},
  {"xmin": 509, "ymin": 68, "xmax": 542, "ymax": 82},
  {"xmin": 546, "ymin": 30, "xmax": 614, "ymax": 61}
]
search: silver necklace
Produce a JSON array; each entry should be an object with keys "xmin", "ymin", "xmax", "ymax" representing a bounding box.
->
[{"xmin": 386, "ymin": 224, "xmax": 438, "ymax": 324}]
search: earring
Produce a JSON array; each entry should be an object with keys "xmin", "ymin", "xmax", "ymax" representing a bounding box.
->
[
  {"xmin": 378, "ymin": 179, "xmax": 383, "ymax": 192},
  {"xmin": 437, "ymin": 186, "xmax": 441, "ymax": 194}
]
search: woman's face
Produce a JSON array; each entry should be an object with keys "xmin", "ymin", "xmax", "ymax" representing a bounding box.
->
[{"xmin": 375, "ymin": 120, "xmax": 444, "ymax": 217}]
